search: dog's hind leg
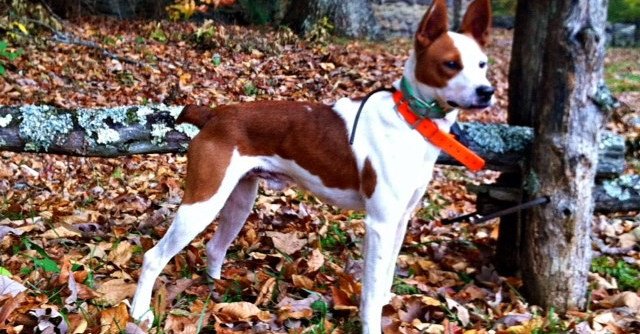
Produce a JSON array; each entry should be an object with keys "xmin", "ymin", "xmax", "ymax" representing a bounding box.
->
[
  {"xmin": 206, "ymin": 176, "xmax": 259, "ymax": 279},
  {"xmin": 131, "ymin": 147, "xmax": 252, "ymax": 325}
]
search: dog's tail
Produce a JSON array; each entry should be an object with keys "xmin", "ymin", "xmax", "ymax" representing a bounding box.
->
[{"xmin": 176, "ymin": 105, "xmax": 215, "ymax": 129}]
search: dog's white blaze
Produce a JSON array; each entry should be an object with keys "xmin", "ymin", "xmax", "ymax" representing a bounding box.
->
[{"xmin": 440, "ymin": 32, "xmax": 491, "ymax": 107}]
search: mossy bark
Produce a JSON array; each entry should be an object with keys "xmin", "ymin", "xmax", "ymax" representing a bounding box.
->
[
  {"xmin": 0, "ymin": 105, "xmax": 194, "ymax": 157},
  {"xmin": 284, "ymin": 0, "xmax": 380, "ymax": 38}
]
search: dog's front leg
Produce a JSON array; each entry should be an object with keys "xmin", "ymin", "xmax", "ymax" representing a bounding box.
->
[{"xmin": 360, "ymin": 207, "xmax": 407, "ymax": 334}]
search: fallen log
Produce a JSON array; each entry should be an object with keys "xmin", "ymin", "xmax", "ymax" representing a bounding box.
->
[
  {"xmin": 0, "ymin": 104, "xmax": 197, "ymax": 157},
  {"xmin": 0, "ymin": 104, "xmax": 626, "ymax": 176}
]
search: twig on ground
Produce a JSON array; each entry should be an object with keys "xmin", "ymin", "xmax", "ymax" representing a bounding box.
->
[
  {"xmin": 592, "ymin": 237, "xmax": 635, "ymax": 255},
  {"xmin": 25, "ymin": 18, "xmax": 148, "ymax": 67}
]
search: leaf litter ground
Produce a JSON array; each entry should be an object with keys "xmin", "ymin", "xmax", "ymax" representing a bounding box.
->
[{"xmin": 0, "ymin": 18, "xmax": 638, "ymax": 334}]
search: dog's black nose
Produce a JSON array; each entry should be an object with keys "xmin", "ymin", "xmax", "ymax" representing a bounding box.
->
[{"xmin": 476, "ymin": 85, "xmax": 495, "ymax": 102}]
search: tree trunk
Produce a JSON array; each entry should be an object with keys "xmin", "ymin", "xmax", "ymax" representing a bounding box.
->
[
  {"xmin": 507, "ymin": 0, "xmax": 549, "ymax": 126},
  {"xmin": 516, "ymin": 0, "xmax": 609, "ymax": 312},
  {"xmin": 451, "ymin": 0, "xmax": 472, "ymax": 31},
  {"xmin": 284, "ymin": 0, "xmax": 380, "ymax": 39}
]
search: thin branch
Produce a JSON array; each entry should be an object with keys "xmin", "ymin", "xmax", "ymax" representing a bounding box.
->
[{"xmin": 25, "ymin": 18, "xmax": 148, "ymax": 67}]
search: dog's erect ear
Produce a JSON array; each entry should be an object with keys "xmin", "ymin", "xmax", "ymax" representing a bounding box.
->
[
  {"xmin": 415, "ymin": 0, "xmax": 448, "ymax": 47},
  {"xmin": 460, "ymin": 0, "xmax": 492, "ymax": 47}
]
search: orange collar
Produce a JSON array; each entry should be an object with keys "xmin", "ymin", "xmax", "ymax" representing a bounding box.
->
[{"xmin": 393, "ymin": 90, "xmax": 485, "ymax": 172}]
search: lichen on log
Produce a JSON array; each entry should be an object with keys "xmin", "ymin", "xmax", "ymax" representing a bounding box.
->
[{"xmin": 0, "ymin": 104, "xmax": 198, "ymax": 157}]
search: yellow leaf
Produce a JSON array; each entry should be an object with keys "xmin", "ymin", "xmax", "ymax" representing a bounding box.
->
[
  {"xmin": 11, "ymin": 22, "xmax": 28, "ymax": 34},
  {"xmin": 213, "ymin": 302, "xmax": 267, "ymax": 321},
  {"xmin": 99, "ymin": 303, "xmax": 130, "ymax": 334},
  {"xmin": 95, "ymin": 279, "xmax": 137, "ymax": 306},
  {"xmin": 291, "ymin": 274, "xmax": 314, "ymax": 290}
]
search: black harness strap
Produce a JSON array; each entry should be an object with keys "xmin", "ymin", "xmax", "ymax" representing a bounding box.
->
[{"xmin": 349, "ymin": 87, "xmax": 397, "ymax": 145}]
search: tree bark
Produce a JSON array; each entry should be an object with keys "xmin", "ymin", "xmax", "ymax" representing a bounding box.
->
[
  {"xmin": 284, "ymin": 0, "xmax": 380, "ymax": 39},
  {"xmin": 507, "ymin": 0, "xmax": 549, "ymax": 126},
  {"xmin": 451, "ymin": 0, "xmax": 472, "ymax": 31},
  {"xmin": 516, "ymin": 0, "xmax": 609, "ymax": 312}
]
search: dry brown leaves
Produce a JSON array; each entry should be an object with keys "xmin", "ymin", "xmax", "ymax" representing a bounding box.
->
[{"xmin": 0, "ymin": 17, "xmax": 638, "ymax": 334}]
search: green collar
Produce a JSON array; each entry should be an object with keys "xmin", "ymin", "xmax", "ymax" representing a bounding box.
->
[{"xmin": 399, "ymin": 77, "xmax": 447, "ymax": 119}]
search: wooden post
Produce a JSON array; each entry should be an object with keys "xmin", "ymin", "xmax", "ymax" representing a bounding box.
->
[{"xmin": 514, "ymin": 0, "xmax": 609, "ymax": 311}]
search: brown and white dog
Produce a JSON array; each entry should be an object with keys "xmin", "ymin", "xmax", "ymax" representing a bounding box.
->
[{"xmin": 131, "ymin": 0, "xmax": 493, "ymax": 332}]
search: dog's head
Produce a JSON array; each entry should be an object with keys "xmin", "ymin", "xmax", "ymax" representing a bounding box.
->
[{"xmin": 413, "ymin": 0, "xmax": 494, "ymax": 109}]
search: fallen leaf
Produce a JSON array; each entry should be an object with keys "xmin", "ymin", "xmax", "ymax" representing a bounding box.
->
[
  {"xmin": 276, "ymin": 295, "xmax": 319, "ymax": 320},
  {"xmin": 0, "ymin": 226, "xmax": 23, "ymax": 239},
  {"xmin": 0, "ymin": 293, "xmax": 25, "ymax": 323},
  {"xmin": 95, "ymin": 279, "xmax": 137, "ymax": 306},
  {"xmin": 41, "ymin": 224, "xmax": 83, "ymax": 239},
  {"xmin": 99, "ymin": 303, "xmax": 130, "ymax": 334},
  {"xmin": 266, "ymin": 231, "xmax": 307, "ymax": 255},
  {"xmin": 306, "ymin": 248, "xmax": 325, "ymax": 272},
  {"xmin": 0, "ymin": 276, "xmax": 26, "ymax": 298},
  {"xmin": 291, "ymin": 274, "xmax": 315, "ymax": 290},
  {"xmin": 213, "ymin": 301, "xmax": 270, "ymax": 322},
  {"xmin": 255, "ymin": 277, "xmax": 276, "ymax": 306},
  {"xmin": 445, "ymin": 297, "xmax": 470, "ymax": 327},
  {"xmin": 610, "ymin": 291, "xmax": 640, "ymax": 312},
  {"xmin": 107, "ymin": 241, "xmax": 133, "ymax": 268},
  {"xmin": 30, "ymin": 308, "xmax": 69, "ymax": 334},
  {"xmin": 164, "ymin": 313, "xmax": 199, "ymax": 334}
]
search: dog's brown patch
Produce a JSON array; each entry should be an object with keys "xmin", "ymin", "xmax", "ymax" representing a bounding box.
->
[
  {"xmin": 415, "ymin": 34, "xmax": 463, "ymax": 89},
  {"xmin": 177, "ymin": 105, "xmax": 216, "ymax": 128},
  {"xmin": 413, "ymin": 0, "xmax": 462, "ymax": 88},
  {"xmin": 361, "ymin": 157, "xmax": 377, "ymax": 198},
  {"xmin": 182, "ymin": 102, "xmax": 362, "ymax": 204}
]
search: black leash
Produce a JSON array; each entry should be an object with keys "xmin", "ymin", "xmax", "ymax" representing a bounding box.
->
[
  {"xmin": 441, "ymin": 196, "xmax": 550, "ymax": 225},
  {"xmin": 349, "ymin": 87, "xmax": 396, "ymax": 145}
]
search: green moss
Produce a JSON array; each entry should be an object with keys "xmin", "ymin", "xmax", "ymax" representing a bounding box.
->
[
  {"xmin": 18, "ymin": 105, "xmax": 73, "ymax": 151},
  {"xmin": 524, "ymin": 170, "xmax": 541, "ymax": 194},
  {"xmin": 592, "ymin": 256, "xmax": 640, "ymax": 291},
  {"xmin": 0, "ymin": 114, "xmax": 11, "ymax": 127},
  {"xmin": 175, "ymin": 123, "xmax": 200, "ymax": 139},
  {"xmin": 151, "ymin": 123, "xmax": 171, "ymax": 145},
  {"xmin": 76, "ymin": 106, "xmax": 133, "ymax": 144},
  {"xmin": 599, "ymin": 131, "xmax": 625, "ymax": 150},
  {"xmin": 461, "ymin": 123, "xmax": 533, "ymax": 153},
  {"xmin": 603, "ymin": 174, "xmax": 640, "ymax": 200},
  {"xmin": 126, "ymin": 109, "xmax": 140, "ymax": 124}
]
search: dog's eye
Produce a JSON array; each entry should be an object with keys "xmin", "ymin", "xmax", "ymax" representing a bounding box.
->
[
  {"xmin": 479, "ymin": 61, "xmax": 487, "ymax": 69},
  {"xmin": 444, "ymin": 61, "xmax": 461, "ymax": 70}
]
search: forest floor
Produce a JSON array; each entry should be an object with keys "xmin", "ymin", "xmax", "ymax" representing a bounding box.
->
[{"xmin": 0, "ymin": 17, "xmax": 638, "ymax": 334}]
